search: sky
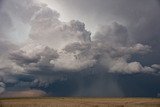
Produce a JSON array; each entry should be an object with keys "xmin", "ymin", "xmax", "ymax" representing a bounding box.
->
[{"xmin": 0, "ymin": 0, "xmax": 160, "ymax": 97}]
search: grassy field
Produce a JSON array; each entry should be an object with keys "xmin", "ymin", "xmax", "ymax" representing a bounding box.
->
[{"xmin": 0, "ymin": 98, "xmax": 159, "ymax": 107}]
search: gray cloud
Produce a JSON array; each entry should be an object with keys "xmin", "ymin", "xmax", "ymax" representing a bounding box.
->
[
  {"xmin": 92, "ymin": 22, "xmax": 154, "ymax": 73},
  {"xmin": 1, "ymin": 0, "xmax": 157, "ymax": 75},
  {"xmin": 4, "ymin": 0, "xmax": 159, "ymax": 82},
  {"xmin": 152, "ymin": 64, "xmax": 160, "ymax": 70},
  {"xmin": 30, "ymin": 6, "xmax": 91, "ymax": 50},
  {"xmin": 44, "ymin": 0, "xmax": 160, "ymax": 65},
  {"xmin": 3, "ymin": 0, "xmax": 45, "ymax": 23},
  {"xmin": 0, "ymin": 0, "xmax": 3, "ymax": 9},
  {"xmin": 0, "ymin": 82, "xmax": 5, "ymax": 94},
  {"xmin": 0, "ymin": 12, "xmax": 12, "ymax": 34},
  {"xmin": 94, "ymin": 22, "xmax": 130, "ymax": 46},
  {"xmin": 0, "ymin": 37, "xmax": 18, "ymax": 95},
  {"xmin": 10, "ymin": 45, "xmax": 59, "ymax": 73},
  {"xmin": 0, "ymin": 0, "xmax": 160, "ymax": 97}
]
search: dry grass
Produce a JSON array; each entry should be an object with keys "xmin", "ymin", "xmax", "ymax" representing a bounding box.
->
[{"xmin": 0, "ymin": 98, "xmax": 159, "ymax": 107}]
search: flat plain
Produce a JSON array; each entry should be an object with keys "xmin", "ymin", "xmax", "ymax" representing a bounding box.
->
[{"xmin": 0, "ymin": 98, "xmax": 160, "ymax": 107}]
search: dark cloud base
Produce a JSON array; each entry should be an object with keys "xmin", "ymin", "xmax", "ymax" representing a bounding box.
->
[{"xmin": 33, "ymin": 72, "xmax": 160, "ymax": 97}]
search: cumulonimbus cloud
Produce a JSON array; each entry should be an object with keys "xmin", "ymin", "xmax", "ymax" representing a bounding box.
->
[
  {"xmin": 0, "ymin": 0, "xmax": 160, "ymax": 96},
  {"xmin": 8, "ymin": 3, "xmax": 156, "ymax": 74}
]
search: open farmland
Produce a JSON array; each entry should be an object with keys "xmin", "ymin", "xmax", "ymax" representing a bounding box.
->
[{"xmin": 0, "ymin": 98, "xmax": 159, "ymax": 107}]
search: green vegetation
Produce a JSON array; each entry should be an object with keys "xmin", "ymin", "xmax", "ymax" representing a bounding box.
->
[{"xmin": 0, "ymin": 98, "xmax": 159, "ymax": 107}]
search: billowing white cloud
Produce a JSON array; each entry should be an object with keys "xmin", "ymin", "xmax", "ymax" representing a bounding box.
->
[
  {"xmin": 108, "ymin": 59, "xmax": 155, "ymax": 73},
  {"xmin": 152, "ymin": 64, "xmax": 160, "ymax": 70},
  {"xmin": 10, "ymin": 44, "xmax": 59, "ymax": 72},
  {"xmin": 7, "ymin": 0, "xmax": 159, "ymax": 76},
  {"xmin": 30, "ymin": 6, "xmax": 91, "ymax": 50},
  {"xmin": 92, "ymin": 22, "xmax": 154, "ymax": 73}
]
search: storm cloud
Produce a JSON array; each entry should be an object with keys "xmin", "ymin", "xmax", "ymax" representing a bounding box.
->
[{"xmin": 0, "ymin": 0, "xmax": 160, "ymax": 97}]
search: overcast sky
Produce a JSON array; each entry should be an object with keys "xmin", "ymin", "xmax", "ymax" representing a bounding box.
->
[{"xmin": 0, "ymin": 0, "xmax": 160, "ymax": 97}]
